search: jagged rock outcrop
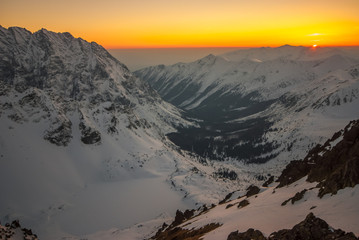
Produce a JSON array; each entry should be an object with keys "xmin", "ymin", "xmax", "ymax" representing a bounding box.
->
[
  {"xmin": 262, "ymin": 175, "xmax": 274, "ymax": 187},
  {"xmin": 219, "ymin": 192, "xmax": 234, "ymax": 204},
  {"xmin": 307, "ymin": 120, "xmax": 359, "ymax": 197},
  {"xmin": 246, "ymin": 185, "xmax": 260, "ymax": 197},
  {"xmin": 281, "ymin": 189, "xmax": 307, "ymax": 206},
  {"xmin": 227, "ymin": 228, "xmax": 266, "ymax": 240},
  {"xmin": 269, "ymin": 213, "xmax": 358, "ymax": 240},
  {"xmin": 227, "ymin": 213, "xmax": 358, "ymax": 240},
  {"xmin": 79, "ymin": 121, "xmax": 101, "ymax": 144},
  {"xmin": 169, "ymin": 209, "xmax": 195, "ymax": 228},
  {"xmin": 150, "ymin": 223, "xmax": 221, "ymax": 240},
  {"xmin": 276, "ymin": 120, "xmax": 359, "ymax": 197},
  {"xmin": 275, "ymin": 159, "xmax": 311, "ymax": 188},
  {"xmin": 44, "ymin": 119, "xmax": 72, "ymax": 146},
  {"xmin": 0, "ymin": 220, "xmax": 38, "ymax": 240},
  {"xmin": 237, "ymin": 199, "xmax": 250, "ymax": 209},
  {"xmin": 0, "ymin": 26, "xmax": 191, "ymax": 146}
]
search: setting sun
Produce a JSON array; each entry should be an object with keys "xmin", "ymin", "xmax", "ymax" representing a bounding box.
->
[{"xmin": 1, "ymin": 0, "xmax": 359, "ymax": 238}]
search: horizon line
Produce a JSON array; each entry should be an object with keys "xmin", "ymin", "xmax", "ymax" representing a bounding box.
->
[{"xmin": 106, "ymin": 45, "xmax": 359, "ymax": 50}]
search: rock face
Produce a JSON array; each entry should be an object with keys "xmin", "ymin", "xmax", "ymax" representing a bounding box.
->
[
  {"xmin": 281, "ymin": 189, "xmax": 307, "ymax": 206},
  {"xmin": 226, "ymin": 213, "xmax": 358, "ymax": 240},
  {"xmin": 237, "ymin": 199, "xmax": 250, "ymax": 209},
  {"xmin": 0, "ymin": 26, "xmax": 200, "ymax": 240},
  {"xmin": 43, "ymin": 120, "xmax": 72, "ymax": 146},
  {"xmin": 245, "ymin": 185, "xmax": 260, "ymax": 197},
  {"xmin": 0, "ymin": 26, "xmax": 190, "ymax": 146},
  {"xmin": 170, "ymin": 209, "xmax": 195, "ymax": 228},
  {"xmin": 307, "ymin": 121, "xmax": 359, "ymax": 197},
  {"xmin": 269, "ymin": 213, "xmax": 358, "ymax": 240},
  {"xmin": 277, "ymin": 119, "xmax": 359, "ymax": 197},
  {"xmin": 151, "ymin": 223, "xmax": 222, "ymax": 240},
  {"xmin": 0, "ymin": 220, "xmax": 38, "ymax": 240},
  {"xmin": 227, "ymin": 228, "xmax": 266, "ymax": 240}
]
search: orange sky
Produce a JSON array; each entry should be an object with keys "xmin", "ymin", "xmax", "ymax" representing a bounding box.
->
[{"xmin": 1, "ymin": 0, "xmax": 358, "ymax": 48}]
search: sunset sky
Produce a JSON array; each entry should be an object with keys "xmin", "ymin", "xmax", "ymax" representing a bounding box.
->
[{"xmin": 1, "ymin": 0, "xmax": 359, "ymax": 48}]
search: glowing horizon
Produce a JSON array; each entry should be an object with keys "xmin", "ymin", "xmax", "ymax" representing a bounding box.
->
[{"xmin": 1, "ymin": 0, "xmax": 358, "ymax": 49}]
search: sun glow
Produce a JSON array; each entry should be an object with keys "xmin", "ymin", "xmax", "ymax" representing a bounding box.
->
[{"xmin": 1, "ymin": 0, "xmax": 359, "ymax": 48}]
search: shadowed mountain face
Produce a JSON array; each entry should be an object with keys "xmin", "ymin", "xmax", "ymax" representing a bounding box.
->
[
  {"xmin": 0, "ymin": 26, "xmax": 190, "ymax": 146},
  {"xmin": 135, "ymin": 46, "xmax": 359, "ymax": 164}
]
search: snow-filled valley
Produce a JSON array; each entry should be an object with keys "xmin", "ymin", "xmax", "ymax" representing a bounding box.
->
[
  {"xmin": 136, "ymin": 45, "xmax": 359, "ymax": 175},
  {"xmin": 0, "ymin": 26, "xmax": 359, "ymax": 240}
]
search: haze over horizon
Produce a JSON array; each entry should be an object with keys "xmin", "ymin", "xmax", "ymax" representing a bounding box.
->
[{"xmin": 1, "ymin": 0, "xmax": 359, "ymax": 48}]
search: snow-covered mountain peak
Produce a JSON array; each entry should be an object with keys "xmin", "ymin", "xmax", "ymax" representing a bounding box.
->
[
  {"xmin": 192, "ymin": 54, "xmax": 230, "ymax": 70},
  {"xmin": 136, "ymin": 45, "xmax": 359, "ymax": 180},
  {"xmin": 198, "ymin": 53, "xmax": 216, "ymax": 62},
  {"xmin": 0, "ymin": 26, "xmax": 202, "ymax": 239},
  {"xmin": 0, "ymin": 26, "xmax": 145, "ymax": 102}
]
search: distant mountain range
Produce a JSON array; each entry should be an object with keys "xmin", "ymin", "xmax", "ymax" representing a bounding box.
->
[
  {"xmin": 0, "ymin": 26, "xmax": 358, "ymax": 239},
  {"xmin": 136, "ymin": 45, "xmax": 359, "ymax": 170}
]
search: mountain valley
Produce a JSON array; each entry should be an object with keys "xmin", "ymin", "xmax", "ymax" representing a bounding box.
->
[{"xmin": 0, "ymin": 26, "xmax": 358, "ymax": 239}]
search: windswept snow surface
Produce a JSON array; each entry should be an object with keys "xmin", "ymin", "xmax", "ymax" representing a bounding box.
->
[{"xmin": 177, "ymin": 179, "xmax": 359, "ymax": 240}]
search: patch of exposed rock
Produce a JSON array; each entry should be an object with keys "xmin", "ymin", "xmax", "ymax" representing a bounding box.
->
[
  {"xmin": 169, "ymin": 209, "xmax": 195, "ymax": 228},
  {"xmin": 246, "ymin": 185, "xmax": 260, "ymax": 197},
  {"xmin": 44, "ymin": 119, "xmax": 72, "ymax": 146},
  {"xmin": 0, "ymin": 220, "xmax": 38, "ymax": 240},
  {"xmin": 227, "ymin": 213, "xmax": 358, "ymax": 240},
  {"xmin": 151, "ymin": 223, "xmax": 221, "ymax": 240},
  {"xmin": 262, "ymin": 175, "xmax": 274, "ymax": 187},
  {"xmin": 237, "ymin": 199, "xmax": 250, "ymax": 209},
  {"xmin": 281, "ymin": 189, "xmax": 307, "ymax": 206},
  {"xmin": 227, "ymin": 228, "xmax": 266, "ymax": 240},
  {"xmin": 269, "ymin": 213, "xmax": 358, "ymax": 240},
  {"xmin": 276, "ymin": 120, "xmax": 359, "ymax": 198},
  {"xmin": 79, "ymin": 121, "xmax": 101, "ymax": 144}
]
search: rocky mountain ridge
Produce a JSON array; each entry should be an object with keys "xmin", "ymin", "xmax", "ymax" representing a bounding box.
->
[
  {"xmin": 0, "ymin": 26, "xmax": 202, "ymax": 239},
  {"xmin": 0, "ymin": 26, "xmax": 191, "ymax": 146}
]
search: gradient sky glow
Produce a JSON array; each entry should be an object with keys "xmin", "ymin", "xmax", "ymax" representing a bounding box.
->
[{"xmin": 1, "ymin": 0, "xmax": 359, "ymax": 48}]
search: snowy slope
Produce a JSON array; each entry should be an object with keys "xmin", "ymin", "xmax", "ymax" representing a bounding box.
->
[
  {"xmin": 135, "ymin": 45, "xmax": 359, "ymax": 177},
  {"xmin": 0, "ymin": 26, "xmax": 235, "ymax": 239},
  {"xmin": 2, "ymin": 27, "xmax": 358, "ymax": 239},
  {"xmin": 150, "ymin": 119, "xmax": 359, "ymax": 239}
]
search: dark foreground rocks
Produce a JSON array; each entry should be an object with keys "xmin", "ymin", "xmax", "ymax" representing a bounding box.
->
[{"xmin": 227, "ymin": 213, "xmax": 358, "ymax": 240}]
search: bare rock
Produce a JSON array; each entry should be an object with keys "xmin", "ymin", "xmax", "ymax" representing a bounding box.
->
[{"xmin": 227, "ymin": 228, "xmax": 266, "ymax": 240}]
